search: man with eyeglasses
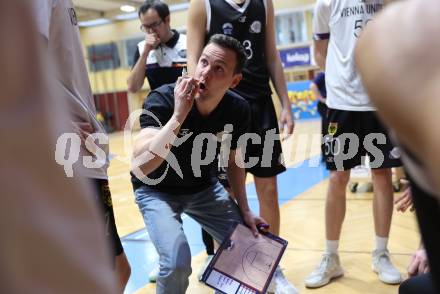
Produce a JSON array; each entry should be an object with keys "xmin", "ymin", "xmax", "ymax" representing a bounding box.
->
[{"xmin": 127, "ymin": 0, "xmax": 187, "ymax": 93}]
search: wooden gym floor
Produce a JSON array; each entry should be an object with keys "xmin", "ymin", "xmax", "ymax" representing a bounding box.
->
[{"xmin": 106, "ymin": 119, "xmax": 419, "ymax": 294}]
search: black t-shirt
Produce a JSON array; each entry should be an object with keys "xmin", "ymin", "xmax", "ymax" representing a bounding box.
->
[
  {"xmin": 206, "ymin": 0, "xmax": 272, "ymax": 101},
  {"xmin": 131, "ymin": 84, "xmax": 251, "ymax": 194}
]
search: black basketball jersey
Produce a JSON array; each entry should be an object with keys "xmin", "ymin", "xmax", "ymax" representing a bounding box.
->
[{"xmin": 206, "ymin": 0, "xmax": 272, "ymax": 101}]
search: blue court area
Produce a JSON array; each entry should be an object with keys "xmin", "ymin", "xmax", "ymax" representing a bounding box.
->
[{"xmin": 122, "ymin": 155, "xmax": 329, "ymax": 293}]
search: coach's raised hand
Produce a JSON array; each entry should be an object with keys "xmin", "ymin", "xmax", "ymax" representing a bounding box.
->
[{"xmin": 173, "ymin": 75, "xmax": 199, "ymax": 123}]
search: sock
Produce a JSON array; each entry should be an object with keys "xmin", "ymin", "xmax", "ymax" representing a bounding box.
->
[
  {"xmin": 326, "ymin": 240, "xmax": 339, "ymax": 254},
  {"xmin": 375, "ymin": 236, "xmax": 388, "ymax": 252}
]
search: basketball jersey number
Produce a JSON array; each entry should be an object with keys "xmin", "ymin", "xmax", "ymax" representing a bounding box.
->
[
  {"xmin": 243, "ymin": 40, "xmax": 253, "ymax": 59},
  {"xmin": 354, "ymin": 18, "xmax": 372, "ymax": 38}
]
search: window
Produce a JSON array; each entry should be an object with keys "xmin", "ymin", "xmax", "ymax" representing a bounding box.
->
[
  {"xmin": 123, "ymin": 37, "xmax": 145, "ymax": 68},
  {"xmin": 275, "ymin": 8, "xmax": 312, "ymax": 46},
  {"xmin": 87, "ymin": 42, "xmax": 121, "ymax": 72}
]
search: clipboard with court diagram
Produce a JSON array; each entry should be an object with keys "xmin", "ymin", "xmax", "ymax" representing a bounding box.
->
[{"xmin": 201, "ymin": 223, "xmax": 288, "ymax": 294}]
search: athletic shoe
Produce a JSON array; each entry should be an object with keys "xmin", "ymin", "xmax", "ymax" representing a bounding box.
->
[
  {"xmin": 267, "ymin": 267, "xmax": 298, "ymax": 294},
  {"xmin": 304, "ymin": 253, "xmax": 344, "ymax": 288},
  {"xmin": 372, "ymin": 249, "xmax": 402, "ymax": 284}
]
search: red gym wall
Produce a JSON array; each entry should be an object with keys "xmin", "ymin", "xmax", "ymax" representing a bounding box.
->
[{"xmin": 94, "ymin": 91, "xmax": 129, "ymax": 131}]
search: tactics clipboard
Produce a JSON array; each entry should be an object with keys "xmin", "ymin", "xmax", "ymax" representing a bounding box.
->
[{"xmin": 201, "ymin": 223, "xmax": 288, "ymax": 294}]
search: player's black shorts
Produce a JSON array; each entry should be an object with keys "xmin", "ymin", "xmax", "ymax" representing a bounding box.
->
[
  {"xmin": 217, "ymin": 165, "xmax": 230, "ymax": 188},
  {"xmin": 323, "ymin": 109, "xmax": 402, "ymax": 171},
  {"xmin": 92, "ymin": 179, "xmax": 124, "ymax": 256},
  {"xmin": 243, "ymin": 97, "xmax": 286, "ymax": 177}
]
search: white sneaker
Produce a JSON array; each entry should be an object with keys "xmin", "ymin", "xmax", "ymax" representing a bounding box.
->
[
  {"xmin": 148, "ymin": 265, "xmax": 159, "ymax": 283},
  {"xmin": 267, "ymin": 267, "xmax": 298, "ymax": 294},
  {"xmin": 372, "ymin": 249, "xmax": 402, "ymax": 284},
  {"xmin": 198, "ymin": 255, "xmax": 214, "ymax": 281},
  {"xmin": 304, "ymin": 253, "xmax": 344, "ymax": 288}
]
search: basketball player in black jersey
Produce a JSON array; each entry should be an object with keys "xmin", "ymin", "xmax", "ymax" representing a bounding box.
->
[{"xmin": 187, "ymin": 0, "xmax": 296, "ymax": 293}]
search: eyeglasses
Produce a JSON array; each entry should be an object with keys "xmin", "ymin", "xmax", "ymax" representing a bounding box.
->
[{"xmin": 140, "ymin": 19, "xmax": 163, "ymax": 32}]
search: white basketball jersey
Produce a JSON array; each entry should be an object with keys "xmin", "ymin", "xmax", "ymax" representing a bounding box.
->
[
  {"xmin": 34, "ymin": 0, "xmax": 109, "ymax": 179},
  {"xmin": 313, "ymin": 0, "xmax": 384, "ymax": 111}
]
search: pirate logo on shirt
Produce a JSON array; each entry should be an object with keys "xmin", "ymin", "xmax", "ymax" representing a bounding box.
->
[
  {"xmin": 222, "ymin": 23, "xmax": 234, "ymax": 35},
  {"xmin": 328, "ymin": 122, "xmax": 338, "ymax": 136}
]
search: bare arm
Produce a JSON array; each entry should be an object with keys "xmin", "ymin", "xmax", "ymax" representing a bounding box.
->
[
  {"xmin": 226, "ymin": 149, "xmax": 267, "ymax": 236},
  {"xmin": 132, "ymin": 119, "xmax": 181, "ymax": 176},
  {"xmin": 131, "ymin": 77, "xmax": 198, "ymax": 176},
  {"xmin": 313, "ymin": 39, "xmax": 328, "ymax": 70},
  {"xmin": 127, "ymin": 34, "xmax": 160, "ymax": 93},
  {"xmin": 127, "ymin": 50, "xmax": 148, "ymax": 93},
  {"xmin": 264, "ymin": 0, "xmax": 294, "ymax": 136},
  {"xmin": 186, "ymin": 0, "xmax": 207, "ymax": 75}
]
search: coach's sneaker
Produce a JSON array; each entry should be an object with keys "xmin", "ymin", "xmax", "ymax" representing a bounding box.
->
[
  {"xmin": 148, "ymin": 265, "xmax": 159, "ymax": 283},
  {"xmin": 372, "ymin": 249, "xmax": 402, "ymax": 284},
  {"xmin": 267, "ymin": 267, "xmax": 298, "ymax": 294},
  {"xmin": 304, "ymin": 253, "xmax": 344, "ymax": 288}
]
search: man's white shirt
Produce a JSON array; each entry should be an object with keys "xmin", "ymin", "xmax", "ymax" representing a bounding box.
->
[{"xmin": 313, "ymin": 0, "xmax": 384, "ymax": 111}]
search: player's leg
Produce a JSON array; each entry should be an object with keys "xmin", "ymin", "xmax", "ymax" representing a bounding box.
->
[
  {"xmin": 115, "ymin": 252, "xmax": 131, "ymax": 290},
  {"xmin": 304, "ymin": 170, "xmax": 349, "ymax": 288},
  {"xmin": 245, "ymin": 99, "xmax": 296, "ymax": 293},
  {"xmin": 254, "ymin": 176, "xmax": 280, "ymax": 235},
  {"xmin": 134, "ymin": 185, "xmax": 191, "ymax": 294},
  {"xmin": 306, "ymin": 109, "xmax": 359, "ymax": 288},
  {"xmin": 245, "ymin": 98, "xmax": 285, "ymax": 236},
  {"xmin": 370, "ymin": 168, "xmax": 403, "ymax": 284},
  {"xmin": 185, "ymin": 182, "xmax": 243, "ymax": 244},
  {"xmin": 371, "ymin": 168, "xmax": 393, "ymax": 240},
  {"xmin": 367, "ymin": 112, "xmax": 403, "ymax": 284},
  {"xmin": 94, "ymin": 179, "xmax": 131, "ymax": 291},
  {"xmin": 325, "ymin": 170, "xmax": 350, "ymax": 241}
]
